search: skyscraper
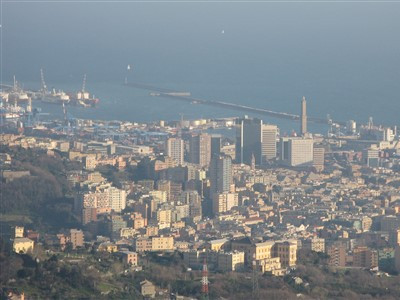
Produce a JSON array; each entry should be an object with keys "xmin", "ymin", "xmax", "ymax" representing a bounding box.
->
[
  {"xmin": 209, "ymin": 154, "xmax": 233, "ymax": 194},
  {"xmin": 262, "ymin": 124, "xmax": 278, "ymax": 163},
  {"xmin": 313, "ymin": 146, "xmax": 325, "ymax": 172},
  {"xmin": 210, "ymin": 134, "xmax": 222, "ymax": 159},
  {"xmin": 235, "ymin": 117, "xmax": 263, "ymax": 165},
  {"xmin": 300, "ymin": 96, "xmax": 307, "ymax": 136},
  {"xmin": 189, "ymin": 133, "xmax": 211, "ymax": 167},
  {"xmin": 166, "ymin": 137, "xmax": 184, "ymax": 165},
  {"xmin": 280, "ymin": 137, "xmax": 314, "ymax": 167}
]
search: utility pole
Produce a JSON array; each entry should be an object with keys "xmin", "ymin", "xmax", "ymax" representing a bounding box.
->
[{"xmin": 252, "ymin": 254, "xmax": 259, "ymax": 300}]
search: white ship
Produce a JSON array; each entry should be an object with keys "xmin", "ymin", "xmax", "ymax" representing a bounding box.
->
[
  {"xmin": 37, "ymin": 68, "xmax": 70, "ymax": 105},
  {"xmin": 39, "ymin": 88, "xmax": 70, "ymax": 104}
]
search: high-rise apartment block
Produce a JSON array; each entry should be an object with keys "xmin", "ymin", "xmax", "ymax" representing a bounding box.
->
[
  {"xmin": 189, "ymin": 133, "xmax": 211, "ymax": 167},
  {"xmin": 166, "ymin": 137, "xmax": 184, "ymax": 165},
  {"xmin": 210, "ymin": 154, "xmax": 233, "ymax": 195}
]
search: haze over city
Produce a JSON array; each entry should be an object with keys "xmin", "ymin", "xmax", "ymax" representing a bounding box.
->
[{"xmin": 1, "ymin": 1, "xmax": 400, "ymax": 299}]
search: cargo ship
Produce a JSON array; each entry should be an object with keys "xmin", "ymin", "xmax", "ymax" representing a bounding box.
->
[
  {"xmin": 39, "ymin": 88, "xmax": 70, "ymax": 104},
  {"xmin": 69, "ymin": 90, "xmax": 99, "ymax": 107}
]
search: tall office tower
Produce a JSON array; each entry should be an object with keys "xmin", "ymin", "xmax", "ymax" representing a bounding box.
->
[
  {"xmin": 166, "ymin": 137, "xmax": 184, "ymax": 165},
  {"xmin": 362, "ymin": 148, "xmax": 380, "ymax": 168},
  {"xmin": 189, "ymin": 133, "xmax": 211, "ymax": 167},
  {"xmin": 313, "ymin": 146, "xmax": 325, "ymax": 172},
  {"xmin": 280, "ymin": 137, "xmax": 314, "ymax": 167},
  {"xmin": 300, "ymin": 96, "xmax": 307, "ymax": 136},
  {"xmin": 262, "ymin": 124, "xmax": 278, "ymax": 163},
  {"xmin": 210, "ymin": 134, "xmax": 222, "ymax": 158},
  {"xmin": 210, "ymin": 154, "xmax": 233, "ymax": 194},
  {"xmin": 235, "ymin": 117, "xmax": 263, "ymax": 165}
]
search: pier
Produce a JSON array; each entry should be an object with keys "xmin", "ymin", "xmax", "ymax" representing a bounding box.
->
[{"xmin": 124, "ymin": 82, "xmax": 343, "ymax": 126}]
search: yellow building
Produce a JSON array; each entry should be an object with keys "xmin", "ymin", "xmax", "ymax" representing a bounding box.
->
[
  {"xmin": 13, "ymin": 238, "xmax": 34, "ymax": 254},
  {"xmin": 98, "ymin": 242, "xmax": 118, "ymax": 253},
  {"xmin": 83, "ymin": 155, "xmax": 97, "ymax": 170},
  {"xmin": 253, "ymin": 241, "xmax": 275, "ymax": 261},
  {"xmin": 156, "ymin": 209, "xmax": 172, "ymax": 225},
  {"xmin": 152, "ymin": 236, "xmax": 174, "ymax": 251},
  {"xmin": 208, "ymin": 238, "xmax": 229, "ymax": 252},
  {"xmin": 136, "ymin": 236, "xmax": 174, "ymax": 252},
  {"xmin": 146, "ymin": 226, "xmax": 159, "ymax": 237},
  {"xmin": 14, "ymin": 226, "xmax": 24, "ymax": 238},
  {"xmin": 257, "ymin": 257, "xmax": 282, "ymax": 273}
]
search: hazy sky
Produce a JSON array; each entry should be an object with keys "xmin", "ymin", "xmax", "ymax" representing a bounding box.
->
[
  {"xmin": 2, "ymin": 1, "xmax": 400, "ymax": 125},
  {"xmin": 3, "ymin": 1, "xmax": 400, "ymax": 84}
]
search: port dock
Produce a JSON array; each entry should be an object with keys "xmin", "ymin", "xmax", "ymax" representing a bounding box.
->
[{"xmin": 124, "ymin": 82, "xmax": 342, "ymax": 126}]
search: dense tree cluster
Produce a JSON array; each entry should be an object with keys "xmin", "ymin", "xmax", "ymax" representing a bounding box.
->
[{"xmin": 1, "ymin": 146, "xmax": 79, "ymax": 231}]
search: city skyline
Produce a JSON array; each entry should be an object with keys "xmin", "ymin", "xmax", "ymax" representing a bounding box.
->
[{"xmin": 1, "ymin": 1, "xmax": 400, "ymax": 299}]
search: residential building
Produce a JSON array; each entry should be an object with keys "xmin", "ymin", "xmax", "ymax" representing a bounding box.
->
[
  {"xmin": 212, "ymin": 192, "xmax": 238, "ymax": 214},
  {"xmin": 353, "ymin": 246, "xmax": 378, "ymax": 269},
  {"xmin": 166, "ymin": 137, "xmax": 184, "ymax": 165},
  {"xmin": 210, "ymin": 154, "xmax": 233, "ymax": 194},
  {"xmin": 327, "ymin": 243, "xmax": 347, "ymax": 267},
  {"xmin": 303, "ymin": 238, "xmax": 325, "ymax": 253},
  {"xmin": 217, "ymin": 251, "xmax": 245, "ymax": 272},
  {"xmin": 70, "ymin": 229, "xmax": 84, "ymax": 249},
  {"xmin": 273, "ymin": 240, "xmax": 297, "ymax": 268},
  {"xmin": 118, "ymin": 251, "xmax": 138, "ymax": 266},
  {"xmin": 188, "ymin": 133, "xmax": 211, "ymax": 167}
]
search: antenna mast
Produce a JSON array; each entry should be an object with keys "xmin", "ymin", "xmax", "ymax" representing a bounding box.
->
[{"xmin": 201, "ymin": 259, "xmax": 209, "ymax": 299}]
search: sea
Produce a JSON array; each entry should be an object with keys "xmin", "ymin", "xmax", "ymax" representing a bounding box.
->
[{"xmin": 3, "ymin": 2, "xmax": 400, "ymax": 135}]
